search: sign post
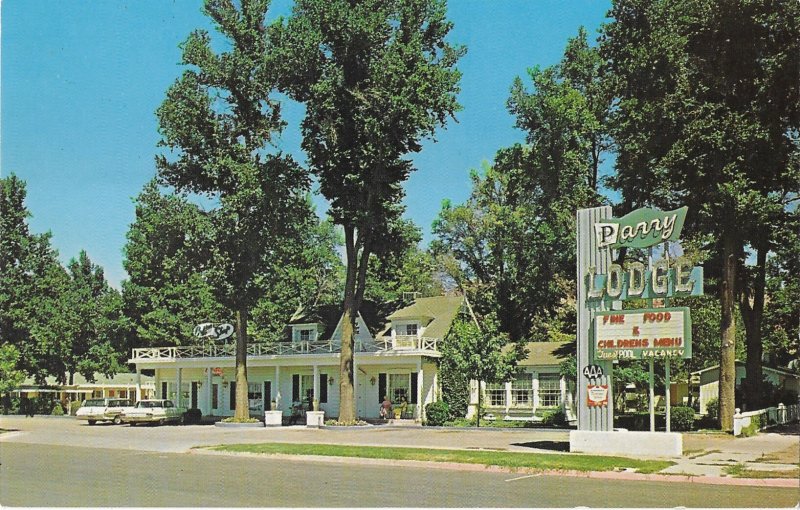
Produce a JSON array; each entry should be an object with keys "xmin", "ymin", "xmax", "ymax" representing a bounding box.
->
[{"xmin": 577, "ymin": 206, "xmax": 614, "ymax": 431}]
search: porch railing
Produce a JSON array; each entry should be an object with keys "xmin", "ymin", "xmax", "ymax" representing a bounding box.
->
[
  {"xmin": 130, "ymin": 336, "xmax": 439, "ymax": 361},
  {"xmin": 376, "ymin": 336, "xmax": 439, "ymax": 351}
]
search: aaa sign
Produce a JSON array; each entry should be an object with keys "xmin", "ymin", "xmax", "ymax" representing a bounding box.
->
[{"xmin": 593, "ymin": 307, "xmax": 692, "ymax": 360}]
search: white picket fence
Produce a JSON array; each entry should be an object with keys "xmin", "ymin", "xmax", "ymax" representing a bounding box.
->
[{"xmin": 733, "ymin": 403, "xmax": 799, "ymax": 436}]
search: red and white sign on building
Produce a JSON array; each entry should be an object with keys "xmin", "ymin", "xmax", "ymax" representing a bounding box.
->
[{"xmin": 587, "ymin": 385, "xmax": 609, "ymax": 407}]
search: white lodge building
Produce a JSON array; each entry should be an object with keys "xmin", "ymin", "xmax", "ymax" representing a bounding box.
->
[{"xmin": 128, "ymin": 296, "xmax": 464, "ymax": 421}]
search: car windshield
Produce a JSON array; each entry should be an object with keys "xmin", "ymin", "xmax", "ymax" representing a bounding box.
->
[
  {"xmin": 83, "ymin": 399, "xmax": 105, "ymax": 407},
  {"xmin": 136, "ymin": 401, "xmax": 163, "ymax": 408}
]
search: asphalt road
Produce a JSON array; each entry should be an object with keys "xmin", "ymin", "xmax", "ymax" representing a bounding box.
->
[
  {"xmin": 2, "ymin": 417, "xmax": 798, "ymax": 507},
  {"xmin": 3, "ymin": 441, "xmax": 799, "ymax": 507}
]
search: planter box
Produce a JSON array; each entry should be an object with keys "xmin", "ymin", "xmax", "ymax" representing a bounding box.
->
[
  {"xmin": 264, "ymin": 410, "xmax": 283, "ymax": 427},
  {"xmin": 306, "ymin": 410, "xmax": 325, "ymax": 428}
]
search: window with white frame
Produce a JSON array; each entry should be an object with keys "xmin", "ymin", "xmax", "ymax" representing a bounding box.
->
[
  {"xmin": 538, "ymin": 374, "xmax": 561, "ymax": 407},
  {"xmin": 248, "ymin": 382, "xmax": 263, "ymax": 412},
  {"xmin": 485, "ymin": 382, "xmax": 506, "ymax": 407},
  {"xmin": 299, "ymin": 328, "xmax": 313, "ymax": 342},
  {"xmin": 404, "ymin": 323, "xmax": 418, "ymax": 336},
  {"xmin": 389, "ymin": 373, "xmax": 410, "ymax": 404},
  {"xmin": 511, "ymin": 374, "xmax": 533, "ymax": 407}
]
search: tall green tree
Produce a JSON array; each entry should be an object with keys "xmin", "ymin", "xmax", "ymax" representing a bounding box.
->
[
  {"xmin": 271, "ymin": 0, "xmax": 465, "ymax": 420},
  {"xmin": 0, "ymin": 175, "xmax": 74, "ymax": 383},
  {"xmin": 0, "ymin": 343, "xmax": 25, "ymax": 399},
  {"xmin": 123, "ymin": 181, "xmax": 226, "ymax": 348},
  {"xmin": 601, "ymin": 0, "xmax": 800, "ymax": 429},
  {"xmin": 63, "ymin": 251, "xmax": 128, "ymax": 383},
  {"xmin": 439, "ymin": 314, "xmax": 523, "ymax": 427},
  {"xmin": 433, "ymin": 29, "xmax": 605, "ymax": 342},
  {"xmin": 156, "ymin": 0, "xmax": 311, "ymax": 420},
  {"xmin": 364, "ymin": 220, "xmax": 444, "ymax": 304}
]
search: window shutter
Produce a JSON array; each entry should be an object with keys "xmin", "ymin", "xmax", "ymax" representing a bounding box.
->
[
  {"xmin": 410, "ymin": 372, "xmax": 418, "ymax": 404},
  {"xmin": 161, "ymin": 382, "xmax": 167, "ymax": 400},
  {"xmin": 378, "ymin": 373, "xmax": 387, "ymax": 403},
  {"xmin": 319, "ymin": 374, "xmax": 328, "ymax": 403},
  {"xmin": 229, "ymin": 382, "xmax": 236, "ymax": 410},
  {"xmin": 292, "ymin": 374, "xmax": 300, "ymax": 402}
]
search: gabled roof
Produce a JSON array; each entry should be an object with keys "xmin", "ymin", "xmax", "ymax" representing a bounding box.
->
[
  {"xmin": 286, "ymin": 300, "xmax": 395, "ymax": 341},
  {"xmin": 510, "ymin": 341, "xmax": 575, "ymax": 367},
  {"xmin": 691, "ymin": 361, "xmax": 800, "ymax": 379},
  {"xmin": 383, "ymin": 295, "xmax": 464, "ymax": 339}
]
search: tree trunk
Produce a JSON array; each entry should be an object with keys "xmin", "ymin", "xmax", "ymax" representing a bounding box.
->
[
  {"xmin": 338, "ymin": 226, "xmax": 359, "ymax": 422},
  {"xmin": 718, "ymin": 232, "xmax": 738, "ymax": 432},
  {"xmin": 234, "ymin": 307, "xmax": 249, "ymax": 421},
  {"xmin": 741, "ymin": 243, "xmax": 766, "ymax": 411}
]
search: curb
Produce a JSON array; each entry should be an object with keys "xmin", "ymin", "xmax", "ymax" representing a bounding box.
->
[{"xmin": 191, "ymin": 449, "xmax": 800, "ymax": 488}]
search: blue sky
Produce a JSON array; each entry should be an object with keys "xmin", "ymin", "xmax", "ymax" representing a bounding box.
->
[{"xmin": 2, "ymin": 0, "xmax": 611, "ymax": 288}]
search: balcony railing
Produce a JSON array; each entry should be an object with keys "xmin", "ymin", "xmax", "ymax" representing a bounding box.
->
[{"xmin": 130, "ymin": 336, "xmax": 439, "ymax": 362}]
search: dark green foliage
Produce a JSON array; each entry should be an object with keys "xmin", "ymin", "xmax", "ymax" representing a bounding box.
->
[
  {"xmin": 740, "ymin": 415, "xmax": 761, "ymax": 437},
  {"xmin": 424, "ymin": 401, "xmax": 449, "ymax": 426},
  {"xmin": 440, "ymin": 314, "xmax": 524, "ymax": 427},
  {"xmin": 601, "ymin": 0, "xmax": 800, "ymax": 430},
  {"xmin": 705, "ymin": 397, "xmax": 719, "ymax": 423},
  {"xmin": 51, "ymin": 403, "xmax": 64, "ymax": 416},
  {"xmin": 438, "ymin": 352, "xmax": 469, "ymax": 421},
  {"xmin": 670, "ymin": 406, "xmax": 695, "ymax": 431},
  {"xmin": 615, "ymin": 413, "xmax": 666, "ymax": 431},
  {"xmin": 540, "ymin": 408, "xmax": 567, "ymax": 427},
  {"xmin": 155, "ymin": 0, "xmax": 318, "ymax": 420},
  {"xmin": 433, "ymin": 29, "xmax": 604, "ymax": 342},
  {"xmin": 272, "ymin": 0, "xmax": 464, "ymax": 421}
]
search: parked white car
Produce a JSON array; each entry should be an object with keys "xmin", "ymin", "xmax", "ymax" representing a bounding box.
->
[
  {"xmin": 121, "ymin": 399, "xmax": 186, "ymax": 425},
  {"xmin": 76, "ymin": 398, "xmax": 133, "ymax": 425}
]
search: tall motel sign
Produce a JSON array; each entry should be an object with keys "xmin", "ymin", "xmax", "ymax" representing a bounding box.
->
[{"xmin": 576, "ymin": 206, "xmax": 704, "ymax": 432}]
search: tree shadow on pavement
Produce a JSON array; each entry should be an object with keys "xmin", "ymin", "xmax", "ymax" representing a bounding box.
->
[{"xmin": 511, "ymin": 441, "xmax": 570, "ymax": 452}]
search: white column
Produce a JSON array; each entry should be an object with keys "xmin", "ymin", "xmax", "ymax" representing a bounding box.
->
[
  {"xmin": 176, "ymin": 367, "xmax": 182, "ymax": 408},
  {"xmin": 505, "ymin": 382, "xmax": 512, "ymax": 418},
  {"xmin": 560, "ymin": 376, "xmax": 567, "ymax": 408},
  {"xmin": 353, "ymin": 357, "xmax": 359, "ymax": 418},
  {"xmin": 432, "ymin": 370, "xmax": 439, "ymax": 402},
  {"xmin": 313, "ymin": 364, "xmax": 320, "ymax": 409},
  {"xmin": 532, "ymin": 373, "xmax": 540, "ymax": 417},
  {"xmin": 135, "ymin": 368, "xmax": 142, "ymax": 402},
  {"xmin": 274, "ymin": 366, "xmax": 281, "ymax": 410},
  {"xmin": 206, "ymin": 368, "xmax": 213, "ymax": 415},
  {"xmin": 416, "ymin": 360, "xmax": 423, "ymax": 419}
]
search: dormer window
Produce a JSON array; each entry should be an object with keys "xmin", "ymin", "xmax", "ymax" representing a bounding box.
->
[
  {"xmin": 404, "ymin": 324, "xmax": 418, "ymax": 336},
  {"xmin": 299, "ymin": 329, "xmax": 313, "ymax": 342},
  {"xmin": 354, "ymin": 322, "xmax": 361, "ymax": 335}
]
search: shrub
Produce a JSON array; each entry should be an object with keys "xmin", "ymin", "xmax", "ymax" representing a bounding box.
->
[
  {"xmin": 184, "ymin": 408, "xmax": 202, "ymax": 424},
  {"xmin": 324, "ymin": 419, "xmax": 368, "ymax": 426},
  {"xmin": 425, "ymin": 401, "xmax": 449, "ymax": 426},
  {"xmin": 70, "ymin": 401, "xmax": 83, "ymax": 416},
  {"xmin": 740, "ymin": 415, "xmax": 761, "ymax": 437},
  {"xmin": 670, "ymin": 406, "xmax": 694, "ymax": 431},
  {"xmin": 705, "ymin": 397, "xmax": 719, "ymax": 422},
  {"xmin": 221, "ymin": 417, "xmax": 260, "ymax": 423},
  {"xmin": 540, "ymin": 408, "xmax": 567, "ymax": 427},
  {"xmin": 51, "ymin": 403, "xmax": 64, "ymax": 416}
]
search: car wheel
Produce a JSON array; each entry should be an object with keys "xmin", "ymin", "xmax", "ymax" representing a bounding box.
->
[
  {"xmin": 113, "ymin": 416, "xmax": 122, "ymax": 425},
  {"xmin": 88, "ymin": 420, "xmax": 96, "ymax": 426},
  {"xmin": 179, "ymin": 414, "xmax": 185, "ymax": 425},
  {"xmin": 159, "ymin": 419, "xmax": 166, "ymax": 426}
]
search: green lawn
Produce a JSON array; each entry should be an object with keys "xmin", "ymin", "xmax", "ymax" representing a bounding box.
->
[
  {"xmin": 206, "ymin": 443, "xmax": 674, "ymax": 474},
  {"xmin": 724, "ymin": 463, "xmax": 800, "ymax": 479}
]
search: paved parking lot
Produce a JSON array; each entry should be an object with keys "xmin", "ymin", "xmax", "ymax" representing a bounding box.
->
[{"xmin": 0, "ymin": 416, "xmax": 571, "ymax": 454}]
